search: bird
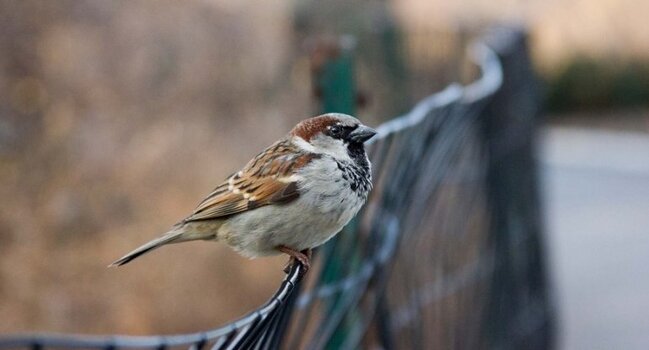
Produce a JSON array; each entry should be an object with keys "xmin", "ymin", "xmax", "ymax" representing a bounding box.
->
[{"xmin": 109, "ymin": 113, "xmax": 376, "ymax": 273}]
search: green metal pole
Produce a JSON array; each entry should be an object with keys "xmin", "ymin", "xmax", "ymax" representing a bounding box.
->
[
  {"xmin": 313, "ymin": 37, "xmax": 357, "ymax": 115},
  {"xmin": 312, "ymin": 36, "xmax": 359, "ymax": 349}
]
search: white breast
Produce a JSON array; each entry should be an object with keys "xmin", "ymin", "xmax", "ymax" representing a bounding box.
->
[{"xmin": 217, "ymin": 156, "xmax": 367, "ymax": 258}]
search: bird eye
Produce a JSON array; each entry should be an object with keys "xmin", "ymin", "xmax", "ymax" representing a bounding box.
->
[{"xmin": 329, "ymin": 125, "xmax": 342, "ymax": 137}]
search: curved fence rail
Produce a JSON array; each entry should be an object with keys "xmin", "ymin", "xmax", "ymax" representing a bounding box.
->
[{"xmin": 0, "ymin": 27, "xmax": 553, "ymax": 350}]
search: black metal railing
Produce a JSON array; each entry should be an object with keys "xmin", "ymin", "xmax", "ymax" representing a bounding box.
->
[{"xmin": 0, "ymin": 27, "xmax": 553, "ymax": 350}]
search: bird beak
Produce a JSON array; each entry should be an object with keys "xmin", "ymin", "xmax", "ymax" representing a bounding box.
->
[{"xmin": 349, "ymin": 125, "xmax": 377, "ymax": 143}]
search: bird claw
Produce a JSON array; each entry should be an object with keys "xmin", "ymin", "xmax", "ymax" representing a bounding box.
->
[{"xmin": 279, "ymin": 246, "xmax": 311, "ymax": 275}]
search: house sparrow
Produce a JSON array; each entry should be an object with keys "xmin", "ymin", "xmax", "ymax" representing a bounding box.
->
[{"xmin": 110, "ymin": 113, "xmax": 376, "ymax": 273}]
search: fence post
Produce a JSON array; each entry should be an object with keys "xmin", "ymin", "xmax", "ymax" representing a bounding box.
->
[{"xmin": 480, "ymin": 28, "xmax": 555, "ymax": 350}]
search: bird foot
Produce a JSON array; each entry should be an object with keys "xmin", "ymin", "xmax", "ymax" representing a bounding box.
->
[{"xmin": 278, "ymin": 246, "xmax": 312, "ymax": 275}]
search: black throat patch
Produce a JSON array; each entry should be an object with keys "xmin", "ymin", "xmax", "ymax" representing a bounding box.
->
[{"xmin": 337, "ymin": 143, "xmax": 372, "ymax": 197}]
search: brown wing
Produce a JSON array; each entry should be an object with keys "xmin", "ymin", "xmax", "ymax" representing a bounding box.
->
[{"xmin": 184, "ymin": 140, "xmax": 317, "ymax": 222}]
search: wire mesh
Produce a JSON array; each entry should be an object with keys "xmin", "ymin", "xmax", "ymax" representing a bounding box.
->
[{"xmin": 0, "ymin": 27, "xmax": 553, "ymax": 350}]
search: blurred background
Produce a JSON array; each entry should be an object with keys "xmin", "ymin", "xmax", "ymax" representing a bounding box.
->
[{"xmin": 0, "ymin": 0, "xmax": 647, "ymax": 349}]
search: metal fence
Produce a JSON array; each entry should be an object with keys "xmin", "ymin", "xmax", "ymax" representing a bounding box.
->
[{"xmin": 0, "ymin": 27, "xmax": 553, "ymax": 350}]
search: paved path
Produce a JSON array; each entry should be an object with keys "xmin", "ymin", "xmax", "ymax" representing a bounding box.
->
[{"xmin": 541, "ymin": 127, "xmax": 649, "ymax": 350}]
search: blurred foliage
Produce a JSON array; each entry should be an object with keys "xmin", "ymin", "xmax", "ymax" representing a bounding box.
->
[{"xmin": 545, "ymin": 56, "xmax": 649, "ymax": 113}]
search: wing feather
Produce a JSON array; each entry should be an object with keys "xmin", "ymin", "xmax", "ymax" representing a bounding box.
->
[{"xmin": 184, "ymin": 140, "xmax": 317, "ymax": 222}]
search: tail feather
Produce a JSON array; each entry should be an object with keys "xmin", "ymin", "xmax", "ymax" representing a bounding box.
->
[{"xmin": 109, "ymin": 231, "xmax": 185, "ymax": 267}]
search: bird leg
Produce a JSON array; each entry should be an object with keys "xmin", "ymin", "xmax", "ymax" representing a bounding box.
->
[{"xmin": 278, "ymin": 246, "xmax": 312, "ymax": 274}]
